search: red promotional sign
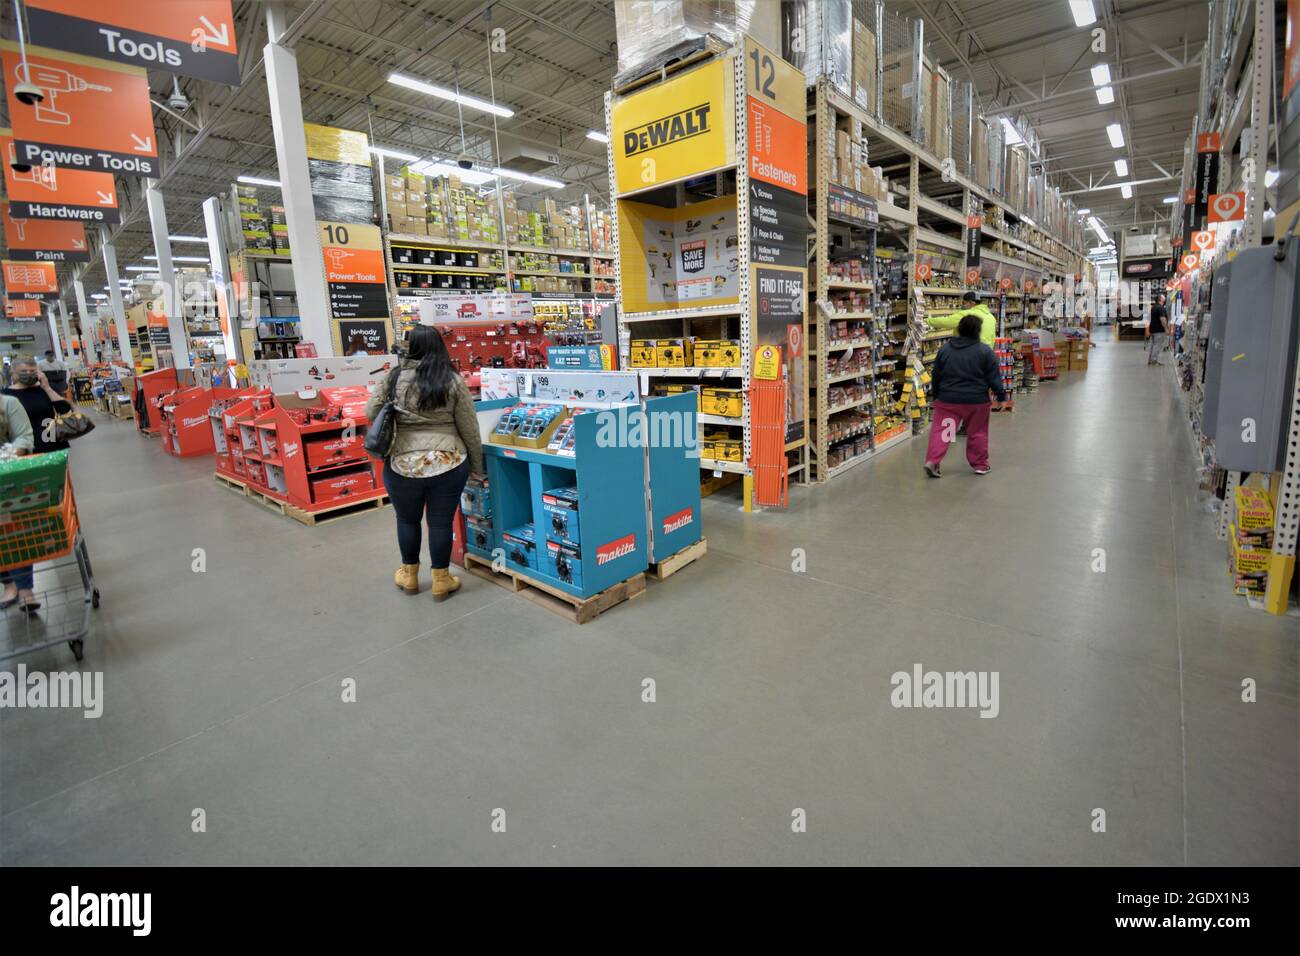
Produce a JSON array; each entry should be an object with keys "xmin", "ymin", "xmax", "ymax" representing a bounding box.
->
[
  {"xmin": 2, "ymin": 259, "xmax": 59, "ymax": 299},
  {"xmin": 1, "ymin": 199, "xmax": 88, "ymax": 261},
  {"xmin": 1196, "ymin": 132, "xmax": 1221, "ymax": 153},
  {"xmin": 1179, "ymin": 252, "xmax": 1200, "ymax": 273},
  {"xmin": 999, "ymin": 277, "xmax": 1013, "ymax": 291},
  {"xmin": 1, "ymin": 42, "xmax": 158, "ymax": 176},
  {"xmin": 1190, "ymin": 230, "xmax": 1214, "ymax": 252},
  {"xmin": 25, "ymin": 0, "xmax": 240, "ymax": 86},
  {"xmin": 965, "ymin": 267, "xmax": 980, "ymax": 285},
  {"xmin": 915, "ymin": 263, "xmax": 932, "ymax": 282},
  {"xmin": 0, "ymin": 129, "xmax": 119, "ymax": 222},
  {"xmin": 1207, "ymin": 192, "xmax": 1246, "ymax": 223}
]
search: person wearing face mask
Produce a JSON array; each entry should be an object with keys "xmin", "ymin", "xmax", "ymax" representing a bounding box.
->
[{"xmin": 3, "ymin": 355, "xmax": 72, "ymax": 455}]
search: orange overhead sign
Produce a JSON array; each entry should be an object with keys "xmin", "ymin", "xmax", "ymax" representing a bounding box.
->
[
  {"xmin": 1207, "ymin": 192, "xmax": 1246, "ymax": 223},
  {"xmin": 0, "ymin": 129, "xmax": 120, "ymax": 222},
  {"xmin": 25, "ymin": 0, "xmax": 240, "ymax": 86},
  {"xmin": 1196, "ymin": 132, "xmax": 1221, "ymax": 153},
  {"xmin": 4, "ymin": 298, "xmax": 43, "ymax": 318},
  {"xmin": 1, "ymin": 200, "xmax": 89, "ymax": 262},
  {"xmin": 1, "ymin": 42, "xmax": 159, "ymax": 177},
  {"xmin": 2, "ymin": 259, "xmax": 59, "ymax": 299}
]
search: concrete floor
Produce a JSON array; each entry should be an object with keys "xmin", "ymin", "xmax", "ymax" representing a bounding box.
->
[{"xmin": 1, "ymin": 331, "xmax": 1296, "ymax": 865}]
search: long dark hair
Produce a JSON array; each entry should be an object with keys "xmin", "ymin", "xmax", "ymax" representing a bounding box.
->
[{"xmin": 400, "ymin": 325, "xmax": 457, "ymax": 411}]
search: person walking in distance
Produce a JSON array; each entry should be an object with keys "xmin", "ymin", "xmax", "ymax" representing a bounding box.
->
[
  {"xmin": 365, "ymin": 325, "xmax": 484, "ymax": 601},
  {"xmin": 1146, "ymin": 292, "xmax": 1169, "ymax": 365},
  {"xmin": 925, "ymin": 290, "xmax": 996, "ymax": 346},
  {"xmin": 923, "ymin": 312, "xmax": 1009, "ymax": 478}
]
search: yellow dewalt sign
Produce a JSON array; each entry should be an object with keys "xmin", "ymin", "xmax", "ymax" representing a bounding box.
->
[{"xmin": 612, "ymin": 58, "xmax": 734, "ymax": 195}]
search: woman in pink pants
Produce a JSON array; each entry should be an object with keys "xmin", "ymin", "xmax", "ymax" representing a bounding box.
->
[{"xmin": 924, "ymin": 312, "xmax": 1009, "ymax": 478}]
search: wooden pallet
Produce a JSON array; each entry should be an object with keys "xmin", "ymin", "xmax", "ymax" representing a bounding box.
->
[
  {"xmin": 283, "ymin": 493, "xmax": 388, "ymax": 527},
  {"xmin": 463, "ymin": 551, "xmax": 646, "ymax": 624},
  {"xmin": 246, "ymin": 487, "xmax": 288, "ymax": 516},
  {"xmin": 214, "ymin": 472, "xmax": 248, "ymax": 494},
  {"xmin": 649, "ymin": 537, "xmax": 707, "ymax": 581}
]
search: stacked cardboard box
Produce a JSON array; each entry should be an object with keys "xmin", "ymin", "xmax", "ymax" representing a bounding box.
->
[
  {"xmin": 882, "ymin": 48, "xmax": 933, "ymax": 144},
  {"xmin": 384, "ymin": 171, "xmax": 428, "ymax": 236},
  {"xmin": 444, "ymin": 181, "xmax": 500, "ymax": 244},
  {"xmin": 236, "ymin": 184, "xmax": 275, "ymax": 254},
  {"xmin": 971, "ymin": 116, "xmax": 989, "ymax": 189},
  {"xmin": 852, "ymin": 16, "xmax": 877, "ymax": 114},
  {"xmin": 928, "ymin": 65, "xmax": 952, "ymax": 160},
  {"xmin": 1005, "ymin": 146, "xmax": 1028, "ymax": 212},
  {"xmin": 589, "ymin": 207, "xmax": 612, "ymax": 253}
]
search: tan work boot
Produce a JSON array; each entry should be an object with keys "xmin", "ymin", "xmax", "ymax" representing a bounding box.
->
[
  {"xmin": 394, "ymin": 564, "xmax": 420, "ymax": 594},
  {"xmin": 430, "ymin": 567, "xmax": 461, "ymax": 601}
]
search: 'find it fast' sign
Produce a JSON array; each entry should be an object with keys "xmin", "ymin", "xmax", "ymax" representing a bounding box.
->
[
  {"xmin": 25, "ymin": 0, "xmax": 239, "ymax": 86},
  {"xmin": 1, "ymin": 42, "xmax": 159, "ymax": 177}
]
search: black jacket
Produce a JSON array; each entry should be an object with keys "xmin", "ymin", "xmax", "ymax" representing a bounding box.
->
[{"xmin": 931, "ymin": 337, "xmax": 1008, "ymax": 404}]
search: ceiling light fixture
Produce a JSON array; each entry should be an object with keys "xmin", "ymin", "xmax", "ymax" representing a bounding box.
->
[
  {"xmin": 388, "ymin": 73, "xmax": 514, "ymax": 118},
  {"xmin": 586, "ymin": 130, "xmax": 609, "ymax": 144},
  {"xmin": 237, "ymin": 175, "xmax": 280, "ymax": 187},
  {"xmin": 1114, "ymin": 159, "xmax": 1128, "ymax": 176},
  {"xmin": 1090, "ymin": 64, "xmax": 1111, "ymax": 86},
  {"xmin": 410, "ymin": 160, "xmax": 496, "ymax": 186},
  {"xmin": 1069, "ymin": 1, "xmax": 1097, "ymax": 27},
  {"xmin": 1001, "ymin": 116, "xmax": 1024, "ymax": 146},
  {"xmin": 124, "ymin": 266, "xmax": 160, "ymax": 272},
  {"xmin": 169, "ymin": 235, "xmax": 208, "ymax": 244},
  {"xmin": 369, "ymin": 145, "xmax": 421, "ymax": 163},
  {"xmin": 1106, "ymin": 123, "xmax": 1125, "ymax": 149},
  {"xmin": 146, "ymin": 255, "xmax": 210, "ymax": 263},
  {"xmin": 493, "ymin": 167, "xmax": 564, "ymax": 189},
  {"xmin": 1077, "ymin": 208, "xmax": 1091, "ymax": 215},
  {"xmin": 1120, "ymin": 184, "xmax": 1133, "ymax": 199},
  {"xmin": 1096, "ymin": 86, "xmax": 1115, "ymax": 104},
  {"xmin": 1162, "ymin": 196, "xmax": 1179, "ymax": 204}
]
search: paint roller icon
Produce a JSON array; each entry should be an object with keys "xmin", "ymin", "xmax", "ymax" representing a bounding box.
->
[{"xmin": 17, "ymin": 63, "xmax": 112, "ymax": 125}]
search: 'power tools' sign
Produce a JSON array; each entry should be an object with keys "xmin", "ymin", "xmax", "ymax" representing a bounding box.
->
[
  {"xmin": 25, "ymin": 0, "xmax": 240, "ymax": 86},
  {"xmin": 1, "ymin": 43, "xmax": 159, "ymax": 176},
  {"xmin": 0, "ymin": 129, "xmax": 119, "ymax": 222}
]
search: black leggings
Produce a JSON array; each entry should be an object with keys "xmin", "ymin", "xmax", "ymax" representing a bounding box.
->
[{"xmin": 382, "ymin": 458, "xmax": 471, "ymax": 568}]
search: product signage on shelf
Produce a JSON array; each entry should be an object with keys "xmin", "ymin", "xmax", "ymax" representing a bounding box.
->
[
  {"xmin": 0, "ymin": 129, "xmax": 119, "ymax": 222},
  {"xmin": 611, "ymin": 57, "xmax": 734, "ymax": 195},
  {"xmin": 2, "ymin": 260, "xmax": 59, "ymax": 300},
  {"xmin": 965, "ymin": 215, "xmax": 982, "ymax": 267},
  {"xmin": 1, "ymin": 43, "xmax": 159, "ymax": 177},
  {"xmin": 1178, "ymin": 252, "xmax": 1200, "ymax": 274},
  {"xmin": 915, "ymin": 263, "xmax": 933, "ymax": 283},
  {"xmin": 1192, "ymin": 134, "xmax": 1221, "ymax": 224},
  {"xmin": 826, "ymin": 183, "xmax": 877, "ymax": 226},
  {"xmin": 744, "ymin": 37, "xmax": 807, "ymax": 271},
  {"xmin": 1, "ymin": 200, "xmax": 88, "ymax": 261},
  {"xmin": 318, "ymin": 221, "xmax": 388, "ymax": 319},
  {"xmin": 618, "ymin": 194, "xmax": 738, "ymax": 312},
  {"xmin": 24, "ymin": 0, "xmax": 240, "ymax": 86},
  {"xmin": 1180, "ymin": 187, "xmax": 1196, "ymax": 250},
  {"xmin": 1190, "ymin": 230, "xmax": 1214, "ymax": 252},
  {"xmin": 417, "ymin": 292, "xmax": 533, "ymax": 323},
  {"xmin": 1207, "ymin": 192, "xmax": 1246, "ymax": 223},
  {"xmin": 965, "ymin": 267, "xmax": 980, "ymax": 286},
  {"xmin": 754, "ymin": 265, "xmax": 805, "ymax": 443},
  {"xmin": 338, "ymin": 319, "xmax": 390, "ymax": 356}
]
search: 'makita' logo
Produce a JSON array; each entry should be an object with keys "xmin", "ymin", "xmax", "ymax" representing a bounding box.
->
[
  {"xmin": 623, "ymin": 104, "xmax": 711, "ymax": 156},
  {"xmin": 663, "ymin": 507, "xmax": 694, "ymax": 535},
  {"xmin": 596, "ymin": 533, "xmax": 636, "ymax": 566}
]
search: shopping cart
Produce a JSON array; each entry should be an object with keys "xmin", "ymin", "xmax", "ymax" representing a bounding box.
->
[{"xmin": 0, "ymin": 477, "xmax": 99, "ymax": 663}]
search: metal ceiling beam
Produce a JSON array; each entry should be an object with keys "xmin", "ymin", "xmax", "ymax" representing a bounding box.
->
[{"xmin": 495, "ymin": 0, "xmax": 613, "ymax": 59}]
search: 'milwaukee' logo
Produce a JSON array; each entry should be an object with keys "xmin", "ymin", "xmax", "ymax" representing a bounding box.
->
[{"xmin": 623, "ymin": 104, "xmax": 711, "ymax": 156}]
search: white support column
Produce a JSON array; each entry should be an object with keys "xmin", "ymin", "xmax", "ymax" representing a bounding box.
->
[
  {"xmin": 72, "ymin": 278, "xmax": 95, "ymax": 363},
  {"xmin": 57, "ymin": 298, "xmax": 76, "ymax": 368},
  {"xmin": 264, "ymin": 1, "xmax": 333, "ymax": 356},
  {"xmin": 203, "ymin": 196, "xmax": 243, "ymax": 367},
  {"xmin": 45, "ymin": 302, "xmax": 63, "ymax": 361},
  {"xmin": 100, "ymin": 226, "xmax": 133, "ymax": 368},
  {"xmin": 146, "ymin": 178, "xmax": 191, "ymax": 369}
]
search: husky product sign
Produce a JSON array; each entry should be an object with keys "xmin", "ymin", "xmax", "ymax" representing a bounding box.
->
[{"xmin": 612, "ymin": 58, "xmax": 734, "ymax": 194}]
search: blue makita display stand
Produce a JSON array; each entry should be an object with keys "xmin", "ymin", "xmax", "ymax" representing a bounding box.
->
[{"xmin": 467, "ymin": 369, "xmax": 702, "ymax": 600}]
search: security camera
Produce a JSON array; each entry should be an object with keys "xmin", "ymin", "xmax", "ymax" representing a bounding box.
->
[
  {"xmin": 456, "ymin": 153, "xmax": 473, "ymax": 170},
  {"xmin": 167, "ymin": 88, "xmax": 190, "ymax": 113},
  {"xmin": 13, "ymin": 81, "xmax": 44, "ymax": 106},
  {"xmin": 9, "ymin": 156, "xmax": 32, "ymax": 173}
]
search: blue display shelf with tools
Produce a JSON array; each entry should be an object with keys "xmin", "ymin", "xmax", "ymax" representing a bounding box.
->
[{"xmin": 466, "ymin": 369, "xmax": 702, "ymax": 600}]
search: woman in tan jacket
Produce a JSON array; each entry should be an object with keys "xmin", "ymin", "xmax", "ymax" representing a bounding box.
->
[{"xmin": 366, "ymin": 325, "xmax": 484, "ymax": 600}]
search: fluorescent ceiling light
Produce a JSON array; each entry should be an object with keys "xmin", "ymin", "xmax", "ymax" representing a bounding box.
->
[
  {"xmin": 586, "ymin": 130, "xmax": 609, "ymax": 144},
  {"xmin": 1265, "ymin": 169, "xmax": 1279, "ymax": 187},
  {"xmin": 1077, "ymin": 208, "xmax": 1091, "ymax": 215},
  {"xmin": 124, "ymin": 266, "xmax": 159, "ymax": 272},
  {"xmin": 410, "ymin": 160, "xmax": 497, "ymax": 186},
  {"xmin": 1088, "ymin": 216, "xmax": 1109, "ymax": 243},
  {"xmin": 1114, "ymin": 159, "xmax": 1128, "ymax": 176},
  {"xmin": 369, "ymin": 145, "xmax": 420, "ymax": 163},
  {"xmin": 388, "ymin": 73, "xmax": 514, "ymax": 118},
  {"xmin": 1090, "ymin": 64, "xmax": 1111, "ymax": 86},
  {"xmin": 1106, "ymin": 123, "xmax": 1125, "ymax": 148},
  {"xmin": 493, "ymin": 167, "xmax": 564, "ymax": 189},
  {"xmin": 169, "ymin": 235, "xmax": 207, "ymax": 244},
  {"xmin": 90, "ymin": 293, "xmax": 107, "ymax": 299},
  {"xmin": 237, "ymin": 175, "xmax": 280, "ymax": 187},
  {"xmin": 1095, "ymin": 86, "xmax": 1114, "ymax": 104},
  {"xmin": 145, "ymin": 255, "xmax": 210, "ymax": 263},
  {"xmin": 1162, "ymin": 196, "xmax": 1179, "ymax": 204},
  {"xmin": 1069, "ymin": 1, "xmax": 1097, "ymax": 27},
  {"xmin": 1120, "ymin": 184, "xmax": 1133, "ymax": 199},
  {"xmin": 1001, "ymin": 116, "xmax": 1024, "ymax": 146}
]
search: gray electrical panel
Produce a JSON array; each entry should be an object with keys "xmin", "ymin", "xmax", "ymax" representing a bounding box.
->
[
  {"xmin": 1201, "ymin": 261, "xmax": 1234, "ymax": 440},
  {"xmin": 1208, "ymin": 244, "xmax": 1300, "ymax": 471}
]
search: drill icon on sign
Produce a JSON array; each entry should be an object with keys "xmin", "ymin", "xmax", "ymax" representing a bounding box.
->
[
  {"xmin": 325, "ymin": 249, "xmax": 354, "ymax": 276},
  {"xmin": 16, "ymin": 64, "xmax": 112, "ymax": 126},
  {"xmin": 6, "ymin": 143, "xmax": 58, "ymax": 190}
]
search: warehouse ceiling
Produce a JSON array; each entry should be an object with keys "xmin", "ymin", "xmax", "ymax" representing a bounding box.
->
[{"xmin": 2, "ymin": 0, "xmax": 1211, "ymax": 294}]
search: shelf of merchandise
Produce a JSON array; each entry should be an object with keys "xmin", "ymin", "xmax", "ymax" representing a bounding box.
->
[{"xmin": 608, "ymin": 43, "xmax": 781, "ymax": 511}]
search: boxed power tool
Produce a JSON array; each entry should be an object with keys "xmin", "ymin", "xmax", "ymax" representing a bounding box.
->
[
  {"xmin": 700, "ymin": 387, "xmax": 743, "ymax": 418},
  {"xmin": 461, "ymin": 474, "xmax": 492, "ymax": 518},
  {"xmin": 544, "ymin": 539, "xmax": 582, "ymax": 589},
  {"xmin": 546, "ymin": 416, "xmax": 577, "ymax": 456},
  {"xmin": 694, "ymin": 339, "xmax": 741, "ymax": 367},
  {"xmin": 1234, "ymin": 486, "xmax": 1274, "ymax": 531},
  {"xmin": 542, "ymin": 485, "xmax": 581, "ymax": 546},
  {"xmin": 703, "ymin": 437, "xmax": 743, "ymax": 462},
  {"xmin": 513, "ymin": 404, "xmax": 567, "ymax": 448},
  {"xmin": 629, "ymin": 340, "xmax": 658, "ymax": 367},
  {"xmin": 503, "ymin": 523, "xmax": 537, "ymax": 570},
  {"xmin": 655, "ymin": 338, "xmax": 694, "ymax": 367},
  {"xmin": 466, "ymin": 515, "xmax": 493, "ymax": 553},
  {"xmin": 490, "ymin": 403, "xmax": 529, "ymax": 444}
]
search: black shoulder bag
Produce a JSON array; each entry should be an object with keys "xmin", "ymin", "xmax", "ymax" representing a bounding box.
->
[{"xmin": 364, "ymin": 369, "xmax": 400, "ymax": 457}]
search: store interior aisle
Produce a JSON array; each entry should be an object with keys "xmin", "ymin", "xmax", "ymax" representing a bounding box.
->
[{"xmin": 1, "ymin": 335, "xmax": 1295, "ymax": 865}]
